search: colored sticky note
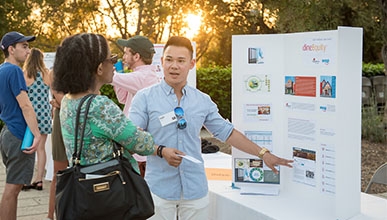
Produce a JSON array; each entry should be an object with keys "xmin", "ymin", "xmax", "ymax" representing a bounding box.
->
[{"xmin": 205, "ymin": 168, "xmax": 232, "ymax": 180}]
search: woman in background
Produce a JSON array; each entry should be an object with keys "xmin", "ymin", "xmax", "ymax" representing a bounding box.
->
[
  {"xmin": 23, "ymin": 48, "xmax": 51, "ymax": 191},
  {"xmin": 46, "ymin": 75, "xmax": 67, "ymax": 220}
]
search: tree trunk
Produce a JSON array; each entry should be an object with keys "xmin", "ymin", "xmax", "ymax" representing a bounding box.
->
[
  {"xmin": 382, "ymin": 45, "xmax": 387, "ymax": 125},
  {"xmin": 380, "ymin": 0, "xmax": 387, "ymax": 127}
]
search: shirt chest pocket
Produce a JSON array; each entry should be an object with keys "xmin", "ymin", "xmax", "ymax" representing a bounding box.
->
[{"xmin": 185, "ymin": 114, "xmax": 206, "ymax": 133}]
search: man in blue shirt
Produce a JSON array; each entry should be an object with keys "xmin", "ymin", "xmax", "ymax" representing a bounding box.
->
[
  {"xmin": 0, "ymin": 31, "xmax": 41, "ymax": 220},
  {"xmin": 129, "ymin": 36, "xmax": 293, "ymax": 219}
]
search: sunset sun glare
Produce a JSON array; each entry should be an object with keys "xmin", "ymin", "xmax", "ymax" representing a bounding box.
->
[{"xmin": 184, "ymin": 13, "xmax": 202, "ymax": 39}]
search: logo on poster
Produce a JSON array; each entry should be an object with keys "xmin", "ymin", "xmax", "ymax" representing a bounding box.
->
[
  {"xmin": 302, "ymin": 43, "xmax": 327, "ymax": 52},
  {"xmin": 321, "ymin": 59, "xmax": 330, "ymax": 65}
]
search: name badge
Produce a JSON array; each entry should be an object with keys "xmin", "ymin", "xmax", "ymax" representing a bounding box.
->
[{"xmin": 159, "ymin": 111, "xmax": 177, "ymax": 127}]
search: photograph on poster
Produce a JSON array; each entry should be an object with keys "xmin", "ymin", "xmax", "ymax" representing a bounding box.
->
[
  {"xmin": 292, "ymin": 147, "xmax": 317, "ymax": 187},
  {"xmin": 244, "ymin": 103, "xmax": 272, "ymax": 121},
  {"xmin": 258, "ymin": 105, "xmax": 270, "ymax": 115},
  {"xmin": 234, "ymin": 158, "xmax": 280, "ymax": 184},
  {"xmin": 321, "ymin": 143, "xmax": 336, "ymax": 194},
  {"xmin": 285, "ymin": 76, "xmax": 295, "ymax": 95},
  {"xmin": 244, "ymin": 74, "xmax": 271, "ymax": 93},
  {"xmin": 301, "ymin": 37, "xmax": 335, "ymax": 67},
  {"xmin": 288, "ymin": 118, "xmax": 316, "ymax": 141},
  {"xmin": 247, "ymin": 47, "xmax": 264, "ymax": 64},
  {"xmin": 284, "ymin": 76, "xmax": 316, "ymax": 97},
  {"xmin": 320, "ymin": 75, "xmax": 336, "ymax": 98}
]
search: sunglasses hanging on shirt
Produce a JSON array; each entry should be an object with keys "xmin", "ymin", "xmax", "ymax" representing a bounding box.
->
[{"xmin": 174, "ymin": 107, "xmax": 187, "ymax": 129}]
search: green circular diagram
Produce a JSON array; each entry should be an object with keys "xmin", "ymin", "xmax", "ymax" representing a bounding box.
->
[
  {"xmin": 246, "ymin": 76, "xmax": 261, "ymax": 91},
  {"xmin": 249, "ymin": 167, "xmax": 264, "ymax": 182}
]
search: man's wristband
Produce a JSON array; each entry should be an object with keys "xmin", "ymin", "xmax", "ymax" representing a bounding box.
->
[
  {"xmin": 258, "ymin": 147, "xmax": 270, "ymax": 159},
  {"xmin": 157, "ymin": 145, "xmax": 166, "ymax": 158}
]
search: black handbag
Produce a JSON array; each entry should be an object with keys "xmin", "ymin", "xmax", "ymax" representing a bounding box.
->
[{"xmin": 55, "ymin": 94, "xmax": 154, "ymax": 220}]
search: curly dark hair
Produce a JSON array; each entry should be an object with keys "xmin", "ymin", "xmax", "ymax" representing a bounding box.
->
[{"xmin": 52, "ymin": 33, "xmax": 108, "ymax": 94}]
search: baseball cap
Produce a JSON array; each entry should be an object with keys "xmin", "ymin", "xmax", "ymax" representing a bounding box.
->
[
  {"xmin": 1, "ymin": 31, "xmax": 36, "ymax": 51},
  {"xmin": 117, "ymin": 35, "xmax": 155, "ymax": 59}
]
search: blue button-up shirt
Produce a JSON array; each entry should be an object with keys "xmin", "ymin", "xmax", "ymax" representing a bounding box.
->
[{"xmin": 129, "ymin": 80, "xmax": 234, "ymax": 200}]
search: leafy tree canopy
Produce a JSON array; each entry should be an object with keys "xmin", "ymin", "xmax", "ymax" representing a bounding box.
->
[{"xmin": 0, "ymin": 0, "xmax": 385, "ymax": 65}]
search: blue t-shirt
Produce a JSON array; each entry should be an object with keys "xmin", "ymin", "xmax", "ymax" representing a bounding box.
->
[{"xmin": 0, "ymin": 62, "xmax": 28, "ymax": 139}]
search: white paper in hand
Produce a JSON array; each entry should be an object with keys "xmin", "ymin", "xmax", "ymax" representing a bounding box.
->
[{"xmin": 177, "ymin": 154, "xmax": 202, "ymax": 164}]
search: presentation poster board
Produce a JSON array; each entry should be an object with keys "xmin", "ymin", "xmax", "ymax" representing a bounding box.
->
[
  {"xmin": 43, "ymin": 52, "xmax": 56, "ymax": 70},
  {"xmin": 231, "ymin": 27, "xmax": 362, "ymax": 220}
]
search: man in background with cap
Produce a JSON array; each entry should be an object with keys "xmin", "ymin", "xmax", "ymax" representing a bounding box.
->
[
  {"xmin": 0, "ymin": 31, "xmax": 41, "ymax": 220},
  {"xmin": 111, "ymin": 35, "xmax": 160, "ymax": 177}
]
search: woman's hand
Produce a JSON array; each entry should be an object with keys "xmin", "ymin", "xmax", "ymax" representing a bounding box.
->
[{"xmin": 50, "ymin": 99, "xmax": 60, "ymax": 109}]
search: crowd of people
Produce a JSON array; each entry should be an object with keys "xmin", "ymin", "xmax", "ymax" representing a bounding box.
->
[{"xmin": 0, "ymin": 31, "xmax": 293, "ymax": 220}]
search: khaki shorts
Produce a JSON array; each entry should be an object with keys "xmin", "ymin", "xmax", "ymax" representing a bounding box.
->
[{"xmin": 0, "ymin": 126, "xmax": 35, "ymax": 184}]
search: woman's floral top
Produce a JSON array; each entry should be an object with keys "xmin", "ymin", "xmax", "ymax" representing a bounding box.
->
[{"xmin": 60, "ymin": 94, "xmax": 155, "ymax": 173}]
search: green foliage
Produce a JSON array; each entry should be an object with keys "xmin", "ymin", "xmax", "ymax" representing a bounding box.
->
[
  {"xmin": 271, "ymin": 0, "xmax": 384, "ymax": 63},
  {"xmin": 197, "ymin": 66, "xmax": 232, "ymax": 120},
  {"xmin": 0, "ymin": 120, "xmax": 3, "ymax": 132},
  {"xmin": 1, "ymin": 0, "xmax": 386, "ymax": 66},
  {"xmin": 361, "ymin": 105, "xmax": 386, "ymax": 143},
  {"xmin": 100, "ymin": 84, "xmax": 123, "ymax": 110},
  {"xmin": 0, "ymin": 1, "xmax": 35, "ymax": 35},
  {"xmin": 362, "ymin": 63, "xmax": 385, "ymax": 77}
]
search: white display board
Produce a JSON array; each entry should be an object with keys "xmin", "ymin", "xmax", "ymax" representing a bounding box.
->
[
  {"xmin": 43, "ymin": 52, "xmax": 56, "ymax": 70},
  {"xmin": 232, "ymin": 27, "xmax": 363, "ymax": 220}
]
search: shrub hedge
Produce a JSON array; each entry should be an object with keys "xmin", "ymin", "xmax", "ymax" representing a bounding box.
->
[
  {"xmin": 362, "ymin": 63, "xmax": 385, "ymax": 77},
  {"xmin": 196, "ymin": 66, "xmax": 231, "ymax": 120}
]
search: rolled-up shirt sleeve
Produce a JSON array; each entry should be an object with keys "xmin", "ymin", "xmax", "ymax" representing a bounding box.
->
[{"xmin": 202, "ymin": 96, "xmax": 234, "ymax": 142}]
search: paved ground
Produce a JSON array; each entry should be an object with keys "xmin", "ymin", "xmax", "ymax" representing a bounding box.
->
[
  {"xmin": 0, "ymin": 159, "xmax": 52, "ymax": 219},
  {"xmin": 0, "ymin": 128, "xmax": 385, "ymax": 219}
]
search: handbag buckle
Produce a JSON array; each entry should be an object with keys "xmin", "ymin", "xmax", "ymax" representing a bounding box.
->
[{"xmin": 93, "ymin": 182, "xmax": 110, "ymax": 192}]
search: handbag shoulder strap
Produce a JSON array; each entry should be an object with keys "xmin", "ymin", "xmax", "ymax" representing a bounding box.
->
[{"xmin": 72, "ymin": 94, "xmax": 96, "ymax": 165}]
